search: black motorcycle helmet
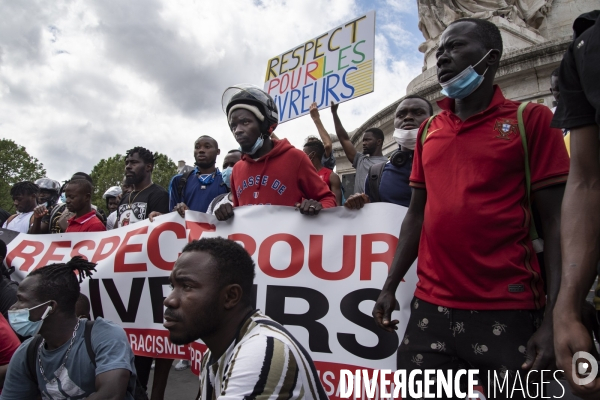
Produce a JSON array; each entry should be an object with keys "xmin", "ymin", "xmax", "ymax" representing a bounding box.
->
[{"xmin": 222, "ymin": 84, "xmax": 279, "ymax": 135}]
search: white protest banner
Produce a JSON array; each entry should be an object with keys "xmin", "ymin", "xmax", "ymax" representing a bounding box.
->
[
  {"xmin": 264, "ymin": 11, "xmax": 375, "ymax": 123},
  {"xmin": 3, "ymin": 204, "xmax": 417, "ymax": 400}
]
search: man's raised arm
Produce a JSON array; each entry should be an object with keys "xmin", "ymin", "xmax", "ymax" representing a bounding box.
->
[
  {"xmin": 331, "ymin": 102, "xmax": 357, "ymax": 164},
  {"xmin": 309, "ymin": 102, "xmax": 333, "ymax": 159}
]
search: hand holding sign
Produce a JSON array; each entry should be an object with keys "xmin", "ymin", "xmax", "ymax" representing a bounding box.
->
[
  {"xmin": 309, "ymin": 102, "xmax": 320, "ymax": 121},
  {"xmin": 330, "ymin": 100, "xmax": 339, "ymax": 114}
]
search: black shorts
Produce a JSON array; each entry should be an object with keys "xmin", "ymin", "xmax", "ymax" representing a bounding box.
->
[
  {"xmin": 397, "ymin": 297, "xmax": 543, "ymax": 399},
  {"xmin": 552, "ymin": 13, "xmax": 600, "ymax": 129}
]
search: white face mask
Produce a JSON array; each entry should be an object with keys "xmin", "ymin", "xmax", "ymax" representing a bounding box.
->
[{"xmin": 393, "ymin": 128, "xmax": 419, "ymax": 150}]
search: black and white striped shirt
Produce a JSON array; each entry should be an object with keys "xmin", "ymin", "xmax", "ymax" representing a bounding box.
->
[{"xmin": 199, "ymin": 310, "xmax": 329, "ymax": 399}]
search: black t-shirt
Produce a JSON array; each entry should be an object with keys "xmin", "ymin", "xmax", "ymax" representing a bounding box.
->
[
  {"xmin": 0, "ymin": 275, "xmax": 18, "ymax": 320},
  {"xmin": 551, "ymin": 11, "xmax": 600, "ymax": 130},
  {"xmin": 117, "ymin": 183, "xmax": 169, "ymax": 227}
]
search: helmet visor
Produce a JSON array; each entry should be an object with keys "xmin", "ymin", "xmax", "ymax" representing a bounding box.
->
[
  {"xmin": 221, "ymin": 84, "xmax": 274, "ymax": 115},
  {"xmin": 35, "ymin": 178, "xmax": 61, "ymax": 192}
]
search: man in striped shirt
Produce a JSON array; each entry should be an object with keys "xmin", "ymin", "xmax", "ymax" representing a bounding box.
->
[{"xmin": 163, "ymin": 238, "xmax": 328, "ymax": 400}]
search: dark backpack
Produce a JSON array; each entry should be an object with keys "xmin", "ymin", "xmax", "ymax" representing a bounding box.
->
[
  {"xmin": 26, "ymin": 320, "xmax": 148, "ymax": 400},
  {"xmin": 177, "ymin": 169, "xmax": 196, "ymax": 199},
  {"xmin": 367, "ymin": 162, "xmax": 387, "ymax": 203}
]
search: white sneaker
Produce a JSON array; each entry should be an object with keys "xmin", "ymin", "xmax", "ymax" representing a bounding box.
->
[{"xmin": 174, "ymin": 359, "xmax": 190, "ymax": 371}]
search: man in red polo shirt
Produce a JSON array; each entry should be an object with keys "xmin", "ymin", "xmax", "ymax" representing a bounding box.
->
[
  {"xmin": 372, "ymin": 18, "xmax": 569, "ymax": 397},
  {"xmin": 0, "ymin": 313, "xmax": 20, "ymax": 394},
  {"xmin": 64, "ymin": 179, "xmax": 106, "ymax": 233}
]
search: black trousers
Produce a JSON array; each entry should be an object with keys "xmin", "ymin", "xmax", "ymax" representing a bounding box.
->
[{"xmin": 397, "ymin": 297, "xmax": 543, "ymax": 399}]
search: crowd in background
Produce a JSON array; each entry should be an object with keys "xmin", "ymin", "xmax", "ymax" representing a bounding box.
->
[{"xmin": 0, "ymin": 10, "xmax": 598, "ymax": 400}]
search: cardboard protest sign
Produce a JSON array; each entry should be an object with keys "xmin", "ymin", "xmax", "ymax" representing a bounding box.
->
[
  {"xmin": 264, "ymin": 11, "xmax": 375, "ymax": 123},
  {"xmin": 3, "ymin": 204, "xmax": 417, "ymax": 399}
]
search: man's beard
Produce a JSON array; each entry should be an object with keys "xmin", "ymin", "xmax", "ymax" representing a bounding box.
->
[
  {"xmin": 364, "ymin": 146, "xmax": 376, "ymax": 156},
  {"xmin": 124, "ymin": 173, "xmax": 143, "ymax": 186},
  {"xmin": 167, "ymin": 299, "xmax": 222, "ymax": 345}
]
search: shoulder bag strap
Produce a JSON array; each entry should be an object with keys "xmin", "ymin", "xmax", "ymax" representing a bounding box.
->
[
  {"xmin": 26, "ymin": 335, "xmax": 44, "ymax": 385},
  {"xmin": 84, "ymin": 320, "xmax": 96, "ymax": 367},
  {"xmin": 517, "ymin": 101, "xmax": 539, "ymax": 241},
  {"xmin": 177, "ymin": 170, "xmax": 196, "ymax": 198},
  {"xmin": 367, "ymin": 162, "xmax": 387, "ymax": 203},
  {"xmin": 420, "ymin": 116, "xmax": 435, "ymax": 146}
]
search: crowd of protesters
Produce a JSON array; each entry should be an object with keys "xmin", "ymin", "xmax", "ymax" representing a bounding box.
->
[{"xmin": 0, "ymin": 11, "xmax": 598, "ymax": 400}]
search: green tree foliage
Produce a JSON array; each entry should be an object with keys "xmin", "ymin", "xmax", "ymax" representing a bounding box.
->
[
  {"xmin": 0, "ymin": 139, "xmax": 46, "ymax": 212},
  {"xmin": 90, "ymin": 152, "xmax": 178, "ymax": 214}
]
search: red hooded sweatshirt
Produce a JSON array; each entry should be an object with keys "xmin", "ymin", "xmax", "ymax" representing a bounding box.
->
[{"xmin": 231, "ymin": 138, "xmax": 337, "ymax": 208}]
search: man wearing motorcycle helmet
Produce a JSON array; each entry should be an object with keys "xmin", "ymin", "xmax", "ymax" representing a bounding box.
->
[
  {"xmin": 214, "ymin": 84, "xmax": 336, "ymax": 221},
  {"xmin": 19, "ymin": 178, "xmax": 56, "ymax": 235},
  {"xmin": 103, "ymin": 186, "xmax": 122, "ymax": 214},
  {"xmin": 103, "ymin": 186, "xmax": 122, "ymax": 230},
  {"xmin": 35, "ymin": 178, "xmax": 61, "ymax": 208}
]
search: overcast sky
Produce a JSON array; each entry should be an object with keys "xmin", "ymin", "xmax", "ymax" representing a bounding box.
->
[{"xmin": 0, "ymin": 0, "xmax": 425, "ymax": 182}]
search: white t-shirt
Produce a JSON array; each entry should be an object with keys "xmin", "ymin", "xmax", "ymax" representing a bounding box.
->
[
  {"xmin": 2, "ymin": 211, "xmax": 33, "ymax": 233},
  {"xmin": 106, "ymin": 211, "xmax": 118, "ymax": 230}
]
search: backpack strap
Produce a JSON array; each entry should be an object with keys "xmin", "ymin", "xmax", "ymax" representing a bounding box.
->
[
  {"xmin": 420, "ymin": 116, "xmax": 436, "ymax": 146},
  {"xmin": 26, "ymin": 335, "xmax": 44, "ymax": 386},
  {"xmin": 367, "ymin": 162, "xmax": 387, "ymax": 203},
  {"xmin": 517, "ymin": 102, "xmax": 539, "ymax": 241},
  {"xmin": 84, "ymin": 320, "xmax": 96, "ymax": 368},
  {"xmin": 82, "ymin": 319, "xmax": 147, "ymax": 400},
  {"xmin": 177, "ymin": 170, "xmax": 196, "ymax": 199}
]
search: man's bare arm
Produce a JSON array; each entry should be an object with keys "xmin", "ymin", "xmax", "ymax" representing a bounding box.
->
[
  {"xmin": 557, "ymin": 124, "xmax": 600, "ymax": 311},
  {"xmin": 372, "ymin": 188, "xmax": 426, "ymax": 331},
  {"xmin": 329, "ymin": 172, "xmax": 343, "ymax": 206},
  {"xmin": 330, "ymin": 102, "xmax": 357, "ymax": 164},
  {"xmin": 535, "ymin": 184, "xmax": 565, "ymax": 313},
  {"xmin": 522, "ymin": 183, "xmax": 565, "ymax": 372},
  {"xmin": 554, "ymin": 124, "xmax": 600, "ymax": 399},
  {"xmin": 86, "ymin": 369, "xmax": 131, "ymax": 400},
  {"xmin": 28, "ymin": 205, "xmax": 49, "ymax": 234},
  {"xmin": 309, "ymin": 102, "xmax": 333, "ymax": 158}
]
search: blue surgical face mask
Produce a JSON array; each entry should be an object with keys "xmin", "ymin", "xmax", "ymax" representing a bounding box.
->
[
  {"xmin": 197, "ymin": 169, "xmax": 216, "ymax": 186},
  {"xmin": 222, "ymin": 167, "xmax": 233, "ymax": 188},
  {"xmin": 439, "ymin": 50, "xmax": 493, "ymax": 99},
  {"xmin": 240, "ymin": 135, "xmax": 264, "ymax": 155},
  {"xmin": 8, "ymin": 301, "xmax": 53, "ymax": 337}
]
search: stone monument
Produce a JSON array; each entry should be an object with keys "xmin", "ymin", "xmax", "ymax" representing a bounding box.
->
[
  {"xmin": 333, "ymin": 0, "xmax": 597, "ymax": 194},
  {"xmin": 417, "ymin": 0, "xmax": 551, "ymax": 70}
]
